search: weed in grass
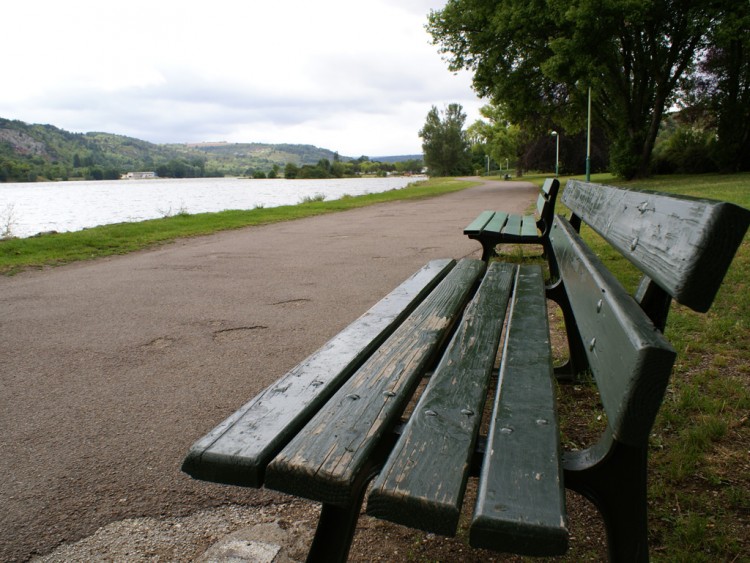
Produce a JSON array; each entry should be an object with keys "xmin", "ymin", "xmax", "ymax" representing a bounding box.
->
[
  {"xmin": 299, "ymin": 192, "xmax": 326, "ymax": 204},
  {"xmin": 1, "ymin": 203, "xmax": 17, "ymax": 239}
]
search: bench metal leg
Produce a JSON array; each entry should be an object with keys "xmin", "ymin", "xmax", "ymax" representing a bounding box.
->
[
  {"xmin": 480, "ymin": 240, "xmax": 497, "ymax": 261},
  {"xmin": 546, "ymin": 279, "xmax": 589, "ymax": 379},
  {"xmin": 306, "ymin": 494, "xmax": 367, "ymax": 563},
  {"xmin": 306, "ymin": 437, "xmax": 396, "ymax": 562},
  {"xmin": 564, "ymin": 432, "xmax": 650, "ymax": 562}
]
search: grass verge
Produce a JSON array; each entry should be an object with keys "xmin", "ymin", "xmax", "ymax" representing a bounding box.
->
[{"xmin": 0, "ymin": 177, "xmax": 477, "ymax": 275}]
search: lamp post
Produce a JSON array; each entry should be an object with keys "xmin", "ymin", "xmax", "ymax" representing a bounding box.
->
[
  {"xmin": 586, "ymin": 86, "xmax": 592, "ymax": 181},
  {"xmin": 551, "ymin": 131, "xmax": 560, "ymax": 177},
  {"xmin": 486, "ymin": 155, "xmax": 490, "ymax": 175}
]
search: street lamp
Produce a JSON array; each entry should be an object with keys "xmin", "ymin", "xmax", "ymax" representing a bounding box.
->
[
  {"xmin": 486, "ymin": 155, "xmax": 490, "ymax": 175},
  {"xmin": 551, "ymin": 131, "xmax": 560, "ymax": 177}
]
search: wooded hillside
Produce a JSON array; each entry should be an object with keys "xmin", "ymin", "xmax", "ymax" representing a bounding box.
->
[{"xmin": 0, "ymin": 118, "xmax": 418, "ymax": 182}]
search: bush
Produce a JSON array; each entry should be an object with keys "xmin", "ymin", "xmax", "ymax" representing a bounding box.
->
[{"xmin": 652, "ymin": 126, "xmax": 718, "ymax": 174}]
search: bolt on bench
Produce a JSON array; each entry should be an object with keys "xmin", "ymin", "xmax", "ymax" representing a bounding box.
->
[
  {"xmin": 182, "ymin": 180, "xmax": 749, "ymax": 562},
  {"xmin": 464, "ymin": 177, "xmax": 560, "ymax": 263}
]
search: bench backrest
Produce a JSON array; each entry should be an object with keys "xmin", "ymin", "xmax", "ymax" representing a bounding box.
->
[
  {"xmin": 562, "ymin": 180, "xmax": 750, "ymax": 314},
  {"xmin": 536, "ymin": 177, "xmax": 560, "ymax": 222},
  {"xmin": 551, "ymin": 180, "xmax": 749, "ymax": 446}
]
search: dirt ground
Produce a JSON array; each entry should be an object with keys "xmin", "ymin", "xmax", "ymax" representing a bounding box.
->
[{"xmin": 0, "ymin": 179, "xmax": 607, "ymax": 562}]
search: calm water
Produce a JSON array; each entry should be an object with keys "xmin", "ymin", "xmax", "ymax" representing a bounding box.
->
[{"xmin": 0, "ymin": 176, "xmax": 423, "ymax": 238}]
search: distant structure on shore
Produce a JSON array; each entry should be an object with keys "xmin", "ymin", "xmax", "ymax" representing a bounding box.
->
[
  {"xmin": 184, "ymin": 141, "xmax": 228, "ymax": 148},
  {"xmin": 121, "ymin": 171, "xmax": 157, "ymax": 180}
]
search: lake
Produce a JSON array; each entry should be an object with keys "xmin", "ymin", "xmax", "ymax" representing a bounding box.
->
[{"xmin": 0, "ymin": 176, "xmax": 424, "ymax": 238}]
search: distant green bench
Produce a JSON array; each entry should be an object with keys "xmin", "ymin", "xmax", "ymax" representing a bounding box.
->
[
  {"xmin": 464, "ymin": 177, "xmax": 560, "ymax": 262},
  {"xmin": 182, "ymin": 180, "xmax": 749, "ymax": 562}
]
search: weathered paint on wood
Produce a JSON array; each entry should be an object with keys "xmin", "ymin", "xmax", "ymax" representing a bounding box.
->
[
  {"xmin": 367, "ymin": 262, "xmax": 517, "ymax": 536},
  {"xmin": 181, "ymin": 259, "xmax": 457, "ymax": 487},
  {"xmin": 562, "ymin": 180, "xmax": 750, "ymax": 312},
  {"xmin": 470, "ymin": 265, "xmax": 568, "ymax": 556},
  {"xmin": 550, "ymin": 217, "xmax": 677, "ymax": 446},
  {"xmin": 264, "ymin": 259, "xmax": 487, "ymax": 505}
]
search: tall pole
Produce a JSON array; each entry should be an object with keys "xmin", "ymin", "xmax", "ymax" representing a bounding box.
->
[
  {"xmin": 486, "ymin": 155, "xmax": 490, "ymax": 175},
  {"xmin": 551, "ymin": 131, "xmax": 559, "ymax": 177},
  {"xmin": 586, "ymin": 86, "xmax": 592, "ymax": 182}
]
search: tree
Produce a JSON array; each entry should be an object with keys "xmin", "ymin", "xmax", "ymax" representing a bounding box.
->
[
  {"xmin": 694, "ymin": 1, "xmax": 750, "ymax": 172},
  {"xmin": 419, "ymin": 104, "xmax": 472, "ymax": 176},
  {"xmin": 428, "ymin": 0, "xmax": 716, "ymax": 178},
  {"xmin": 469, "ymin": 104, "xmax": 522, "ymax": 173},
  {"xmin": 284, "ymin": 162, "xmax": 299, "ymax": 179}
]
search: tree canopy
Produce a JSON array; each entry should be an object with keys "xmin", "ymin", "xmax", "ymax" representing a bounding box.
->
[
  {"xmin": 419, "ymin": 104, "xmax": 473, "ymax": 176},
  {"xmin": 428, "ymin": 0, "xmax": 719, "ymax": 178}
]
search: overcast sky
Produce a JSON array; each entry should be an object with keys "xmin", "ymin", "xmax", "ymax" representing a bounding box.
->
[{"xmin": 1, "ymin": 0, "xmax": 483, "ymax": 157}]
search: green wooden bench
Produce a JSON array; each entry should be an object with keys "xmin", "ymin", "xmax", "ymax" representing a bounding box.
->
[
  {"xmin": 464, "ymin": 177, "xmax": 560, "ymax": 262},
  {"xmin": 182, "ymin": 180, "xmax": 749, "ymax": 562}
]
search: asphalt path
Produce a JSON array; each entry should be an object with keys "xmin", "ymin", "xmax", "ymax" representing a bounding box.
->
[{"xmin": 0, "ymin": 178, "xmax": 537, "ymax": 562}]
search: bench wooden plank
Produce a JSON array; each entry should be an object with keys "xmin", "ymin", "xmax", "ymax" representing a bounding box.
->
[
  {"xmin": 181, "ymin": 259, "xmax": 457, "ymax": 487},
  {"xmin": 502, "ymin": 213, "xmax": 523, "ymax": 237},
  {"xmin": 536, "ymin": 178, "xmax": 557, "ymax": 216},
  {"xmin": 520, "ymin": 214, "xmax": 539, "ymax": 238},
  {"xmin": 264, "ymin": 258, "xmax": 487, "ymax": 505},
  {"xmin": 536, "ymin": 193, "xmax": 547, "ymax": 216},
  {"xmin": 470, "ymin": 265, "xmax": 567, "ymax": 556},
  {"xmin": 464, "ymin": 210, "xmax": 496, "ymax": 236},
  {"xmin": 483, "ymin": 211, "xmax": 509, "ymax": 235},
  {"xmin": 562, "ymin": 180, "xmax": 750, "ymax": 312},
  {"xmin": 550, "ymin": 217, "xmax": 677, "ymax": 445},
  {"xmin": 367, "ymin": 262, "xmax": 517, "ymax": 536}
]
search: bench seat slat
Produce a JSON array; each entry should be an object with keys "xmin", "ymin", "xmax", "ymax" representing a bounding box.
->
[
  {"xmin": 464, "ymin": 210, "xmax": 496, "ymax": 235},
  {"xmin": 520, "ymin": 214, "xmax": 539, "ymax": 238},
  {"xmin": 181, "ymin": 259, "xmax": 457, "ymax": 487},
  {"xmin": 470, "ymin": 265, "xmax": 567, "ymax": 556},
  {"xmin": 264, "ymin": 258, "xmax": 486, "ymax": 505},
  {"xmin": 484, "ymin": 211, "xmax": 509, "ymax": 234},
  {"xmin": 367, "ymin": 262, "xmax": 516, "ymax": 536},
  {"xmin": 502, "ymin": 213, "xmax": 523, "ymax": 237}
]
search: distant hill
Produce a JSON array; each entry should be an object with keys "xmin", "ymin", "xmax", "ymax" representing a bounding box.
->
[
  {"xmin": 174, "ymin": 141, "xmax": 345, "ymax": 173},
  {"xmin": 0, "ymin": 117, "xmax": 422, "ymax": 182}
]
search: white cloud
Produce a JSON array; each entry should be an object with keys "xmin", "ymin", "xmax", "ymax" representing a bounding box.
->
[{"xmin": 0, "ymin": 0, "xmax": 483, "ymax": 156}]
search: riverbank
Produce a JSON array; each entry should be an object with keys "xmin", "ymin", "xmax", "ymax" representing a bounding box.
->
[{"xmin": 0, "ymin": 177, "xmax": 476, "ymax": 274}]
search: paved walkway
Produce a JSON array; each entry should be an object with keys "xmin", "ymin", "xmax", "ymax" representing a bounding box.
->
[{"xmin": 0, "ymin": 178, "xmax": 537, "ymax": 562}]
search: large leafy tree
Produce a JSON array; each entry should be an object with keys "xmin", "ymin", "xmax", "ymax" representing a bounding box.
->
[
  {"xmin": 428, "ymin": 0, "xmax": 716, "ymax": 178},
  {"xmin": 699, "ymin": 2, "xmax": 750, "ymax": 172},
  {"xmin": 419, "ymin": 104, "xmax": 473, "ymax": 176}
]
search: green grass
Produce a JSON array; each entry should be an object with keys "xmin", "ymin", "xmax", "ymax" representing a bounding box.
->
[{"xmin": 0, "ymin": 177, "xmax": 477, "ymax": 274}]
